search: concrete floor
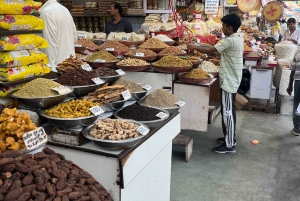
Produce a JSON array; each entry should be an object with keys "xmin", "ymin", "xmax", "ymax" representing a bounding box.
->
[{"xmin": 170, "ymin": 106, "xmax": 299, "ymax": 201}]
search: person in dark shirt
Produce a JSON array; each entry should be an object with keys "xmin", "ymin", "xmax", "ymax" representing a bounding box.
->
[{"xmin": 105, "ymin": 2, "xmax": 133, "ymax": 35}]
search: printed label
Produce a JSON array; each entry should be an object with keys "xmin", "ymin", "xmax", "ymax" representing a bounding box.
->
[
  {"xmin": 89, "ymin": 106, "xmax": 105, "ymax": 116},
  {"xmin": 23, "ymin": 127, "xmax": 47, "ymax": 151}
]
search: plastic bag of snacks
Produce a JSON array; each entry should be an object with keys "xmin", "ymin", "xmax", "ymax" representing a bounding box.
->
[
  {"xmin": 0, "ymin": 49, "xmax": 48, "ymax": 67},
  {"xmin": 0, "ymin": 83, "xmax": 25, "ymax": 97},
  {"xmin": 0, "ymin": 0, "xmax": 42, "ymax": 15},
  {"xmin": 0, "ymin": 63, "xmax": 51, "ymax": 82},
  {"xmin": 0, "ymin": 15, "xmax": 44, "ymax": 30},
  {"xmin": 0, "ymin": 34, "xmax": 48, "ymax": 51}
]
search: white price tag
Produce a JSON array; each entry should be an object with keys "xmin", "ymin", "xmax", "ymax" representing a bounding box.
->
[
  {"xmin": 23, "ymin": 127, "xmax": 47, "ymax": 151},
  {"xmin": 135, "ymin": 52, "xmax": 145, "ymax": 57},
  {"xmin": 195, "ymin": 14, "xmax": 201, "ymax": 19},
  {"xmin": 94, "ymin": 59, "xmax": 105, "ymax": 63},
  {"xmin": 81, "ymin": 64, "xmax": 92, "ymax": 71},
  {"xmin": 197, "ymin": 38, "xmax": 201, "ymax": 44},
  {"xmin": 121, "ymin": 37, "xmax": 128, "ymax": 41},
  {"xmin": 176, "ymin": 101, "xmax": 186, "ymax": 107},
  {"xmin": 92, "ymin": 77, "xmax": 105, "ymax": 84},
  {"xmin": 156, "ymin": 112, "xmax": 168, "ymax": 119},
  {"xmin": 143, "ymin": 85, "xmax": 152, "ymax": 91},
  {"xmin": 122, "ymin": 90, "xmax": 131, "ymax": 100},
  {"xmin": 74, "ymin": 44, "xmax": 82, "ymax": 47},
  {"xmin": 137, "ymin": 125, "xmax": 149, "ymax": 136},
  {"xmin": 89, "ymin": 106, "xmax": 105, "ymax": 116},
  {"xmin": 116, "ymin": 69, "xmax": 126, "ymax": 75},
  {"xmin": 52, "ymin": 86, "xmax": 73, "ymax": 95},
  {"xmin": 106, "ymin": 48, "xmax": 114, "ymax": 51},
  {"xmin": 208, "ymin": 73, "xmax": 214, "ymax": 78}
]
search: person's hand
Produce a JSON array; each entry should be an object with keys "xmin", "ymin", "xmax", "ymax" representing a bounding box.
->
[
  {"xmin": 286, "ymin": 86, "xmax": 293, "ymax": 96},
  {"xmin": 187, "ymin": 43, "xmax": 197, "ymax": 50}
]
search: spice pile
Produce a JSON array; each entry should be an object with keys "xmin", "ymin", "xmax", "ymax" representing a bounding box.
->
[
  {"xmin": 56, "ymin": 69, "xmax": 98, "ymax": 86},
  {"xmin": 153, "ymin": 55, "xmax": 191, "ymax": 67},
  {"xmin": 13, "ymin": 78, "xmax": 61, "ymax": 98},
  {"xmin": 99, "ymin": 41, "xmax": 130, "ymax": 52},
  {"xmin": 158, "ymin": 46, "xmax": 183, "ymax": 56},
  {"xmin": 245, "ymin": 51, "xmax": 260, "ymax": 58},
  {"xmin": 0, "ymin": 108, "xmax": 37, "ymax": 152},
  {"xmin": 87, "ymin": 84, "xmax": 127, "ymax": 104},
  {"xmin": 45, "ymin": 99, "xmax": 98, "ymax": 118},
  {"xmin": 94, "ymin": 67, "xmax": 119, "ymax": 77},
  {"xmin": 84, "ymin": 50, "xmax": 118, "ymax": 62},
  {"xmin": 56, "ymin": 55, "xmax": 87, "ymax": 72},
  {"xmin": 113, "ymin": 79, "xmax": 143, "ymax": 92},
  {"xmin": 89, "ymin": 118, "xmax": 141, "ymax": 140},
  {"xmin": 117, "ymin": 58, "xmax": 149, "ymax": 66},
  {"xmin": 117, "ymin": 104, "xmax": 161, "ymax": 121},
  {"xmin": 0, "ymin": 147, "xmax": 113, "ymax": 201},
  {"xmin": 141, "ymin": 89, "xmax": 179, "ymax": 108},
  {"xmin": 139, "ymin": 38, "xmax": 168, "ymax": 49},
  {"xmin": 185, "ymin": 69, "xmax": 209, "ymax": 79},
  {"xmin": 200, "ymin": 61, "xmax": 219, "ymax": 73},
  {"xmin": 76, "ymin": 38, "xmax": 99, "ymax": 50},
  {"xmin": 126, "ymin": 48, "xmax": 157, "ymax": 57}
]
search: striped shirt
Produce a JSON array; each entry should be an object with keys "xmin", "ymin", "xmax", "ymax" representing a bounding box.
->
[
  {"xmin": 214, "ymin": 33, "xmax": 244, "ymax": 93},
  {"xmin": 290, "ymin": 58, "xmax": 300, "ymax": 80}
]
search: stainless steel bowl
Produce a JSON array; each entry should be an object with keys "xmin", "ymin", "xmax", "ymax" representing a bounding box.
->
[
  {"xmin": 137, "ymin": 99, "xmax": 179, "ymax": 115},
  {"xmin": 103, "ymin": 100, "xmax": 126, "ymax": 112},
  {"xmin": 10, "ymin": 88, "xmax": 73, "ymax": 109},
  {"xmin": 130, "ymin": 90, "xmax": 147, "ymax": 101},
  {"xmin": 39, "ymin": 109, "xmax": 104, "ymax": 128},
  {"xmin": 99, "ymin": 74, "xmax": 122, "ymax": 84},
  {"xmin": 68, "ymin": 83, "xmax": 105, "ymax": 97},
  {"xmin": 114, "ymin": 106, "xmax": 169, "ymax": 129},
  {"xmin": 82, "ymin": 120, "xmax": 149, "ymax": 150}
]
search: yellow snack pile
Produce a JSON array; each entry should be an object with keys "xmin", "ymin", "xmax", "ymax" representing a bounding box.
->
[
  {"xmin": 0, "ymin": 108, "xmax": 37, "ymax": 152},
  {"xmin": 0, "ymin": 63, "xmax": 51, "ymax": 82},
  {"xmin": 0, "ymin": 34, "xmax": 49, "ymax": 51},
  {"xmin": 45, "ymin": 99, "xmax": 99, "ymax": 118},
  {"xmin": 0, "ymin": 15, "xmax": 44, "ymax": 30},
  {"xmin": 0, "ymin": 0, "xmax": 42, "ymax": 15},
  {"xmin": 0, "ymin": 50, "xmax": 48, "ymax": 67}
]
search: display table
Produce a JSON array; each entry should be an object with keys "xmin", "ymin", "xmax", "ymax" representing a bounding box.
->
[{"xmin": 44, "ymin": 113, "xmax": 181, "ymax": 201}]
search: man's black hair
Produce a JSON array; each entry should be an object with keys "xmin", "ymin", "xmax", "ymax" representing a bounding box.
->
[
  {"xmin": 282, "ymin": 19, "xmax": 286, "ymax": 23},
  {"xmin": 113, "ymin": 2, "xmax": 123, "ymax": 16},
  {"xmin": 221, "ymin": 13, "xmax": 241, "ymax": 33},
  {"xmin": 287, "ymin": 18, "xmax": 296, "ymax": 24}
]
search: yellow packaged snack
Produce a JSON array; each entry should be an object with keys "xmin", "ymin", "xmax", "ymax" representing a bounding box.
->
[
  {"xmin": 0, "ymin": 83, "xmax": 25, "ymax": 97},
  {"xmin": 0, "ymin": 34, "xmax": 48, "ymax": 51},
  {"xmin": 0, "ymin": 0, "xmax": 42, "ymax": 15},
  {"xmin": 0, "ymin": 15, "xmax": 44, "ymax": 30},
  {"xmin": 0, "ymin": 49, "xmax": 48, "ymax": 67},
  {"xmin": 0, "ymin": 63, "xmax": 51, "ymax": 82}
]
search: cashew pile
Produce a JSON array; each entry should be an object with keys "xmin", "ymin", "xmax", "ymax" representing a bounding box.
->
[
  {"xmin": 117, "ymin": 58, "xmax": 149, "ymax": 66},
  {"xmin": 199, "ymin": 61, "xmax": 219, "ymax": 73},
  {"xmin": 89, "ymin": 118, "xmax": 141, "ymax": 140}
]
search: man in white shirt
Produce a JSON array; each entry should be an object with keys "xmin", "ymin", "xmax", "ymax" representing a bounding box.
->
[
  {"xmin": 282, "ymin": 18, "xmax": 300, "ymax": 45},
  {"xmin": 39, "ymin": 0, "xmax": 76, "ymax": 71},
  {"xmin": 279, "ymin": 19, "xmax": 287, "ymax": 41}
]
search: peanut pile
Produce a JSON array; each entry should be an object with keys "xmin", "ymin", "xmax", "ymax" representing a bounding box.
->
[
  {"xmin": 76, "ymin": 39, "xmax": 99, "ymax": 50},
  {"xmin": 139, "ymin": 38, "xmax": 168, "ymax": 49},
  {"xmin": 99, "ymin": 41, "xmax": 130, "ymax": 52},
  {"xmin": 0, "ymin": 147, "xmax": 112, "ymax": 201},
  {"xmin": 158, "ymin": 46, "xmax": 183, "ymax": 56}
]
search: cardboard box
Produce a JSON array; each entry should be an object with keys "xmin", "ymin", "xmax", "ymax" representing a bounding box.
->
[{"xmin": 235, "ymin": 93, "xmax": 248, "ymax": 110}]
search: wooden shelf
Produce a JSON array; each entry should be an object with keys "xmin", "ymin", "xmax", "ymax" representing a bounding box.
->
[{"xmin": 0, "ymin": 30, "xmax": 42, "ymax": 36}]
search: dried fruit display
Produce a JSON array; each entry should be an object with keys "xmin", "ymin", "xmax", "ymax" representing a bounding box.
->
[
  {"xmin": 56, "ymin": 55, "xmax": 87, "ymax": 73},
  {"xmin": 87, "ymin": 84, "xmax": 127, "ymax": 104}
]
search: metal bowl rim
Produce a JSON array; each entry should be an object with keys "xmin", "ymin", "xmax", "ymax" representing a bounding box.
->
[
  {"xmin": 10, "ymin": 86, "xmax": 73, "ymax": 99},
  {"xmin": 132, "ymin": 89, "xmax": 147, "ymax": 94},
  {"xmin": 66, "ymin": 82, "xmax": 105, "ymax": 89},
  {"xmin": 114, "ymin": 106, "xmax": 170, "ymax": 123},
  {"xmin": 82, "ymin": 120, "xmax": 149, "ymax": 143},
  {"xmin": 98, "ymin": 74, "xmax": 122, "ymax": 79},
  {"xmin": 39, "ymin": 109, "xmax": 100, "ymax": 120}
]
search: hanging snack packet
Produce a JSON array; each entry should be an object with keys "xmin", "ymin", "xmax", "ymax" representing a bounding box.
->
[
  {"xmin": 0, "ymin": 15, "xmax": 44, "ymax": 30},
  {"xmin": 0, "ymin": 34, "xmax": 48, "ymax": 51},
  {"xmin": 0, "ymin": 0, "xmax": 42, "ymax": 15}
]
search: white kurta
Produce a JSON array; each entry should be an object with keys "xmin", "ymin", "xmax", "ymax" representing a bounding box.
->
[{"xmin": 39, "ymin": 0, "xmax": 76, "ymax": 71}]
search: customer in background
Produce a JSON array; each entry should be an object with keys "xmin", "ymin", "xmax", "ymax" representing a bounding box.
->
[
  {"xmin": 105, "ymin": 2, "xmax": 133, "ymax": 35},
  {"xmin": 281, "ymin": 18, "xmax": 300, "ymax": 45},
  {"xmin": 39, "ymin": 0, "xmax": 76, "ymax": 72},
  {"xmin": 187, "ymin": 14, "xmax": 243, "ymax": 154},
  {"xmin": 279, "ymin": 19, "xmax": 287, "ymax": 41},
  {"xmin": 287, "ymin": 50, "xmax": 300, "ymax": 136},
  {"xmin": 271, "ymin": 21, "xmax": 281, "ymax": 41}
]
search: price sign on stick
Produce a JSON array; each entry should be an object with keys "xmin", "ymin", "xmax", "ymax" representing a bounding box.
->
[
  {"xmin": 94, "ymin": 59, "xmax": 105, "ymax": 63},
  {"xmin": 176, "ymin": 101, "xmax": 186, "ymax": 107},
  {"xmin": 89, "ymin": 106, "xmax": 105, "ymax": 116},
  {"xmin": 122, "ymin": 90, "xmax": 131, "ymax": 100},
  {"xmin": 106, "ymin": 48, "xmax": 114, "ymax": 51},
  {"xmin": 136, "ymin": 52, "xmax": 144, "ymax": 57},
  {"xmin": 116, "ymin": 69, "xmax": 126, "ymax": 75},
  {"xmin": 81, "ymin": 64, "xmax": 92, "ymax": 71},
  {"xmin": 143, "ymin": 85, "xmax": 152, "ymax": 91},
  {"xmin": 121, "ymin": 37, "xmax": 128, "ymax": 41},
  {"xmin": 137, "ymin": 125, "xmax": 149, "ymax": 135},
  {"xmin": 156, "ymin": 112, "xmax": 168, "ymax": 119},
  {"xmin": 23, "ymin": 127, "xmax": 47, "ymax": 151},
  {"xmin": 92, "ymin": 77, "xmax": 105, "ymax": 84}
]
